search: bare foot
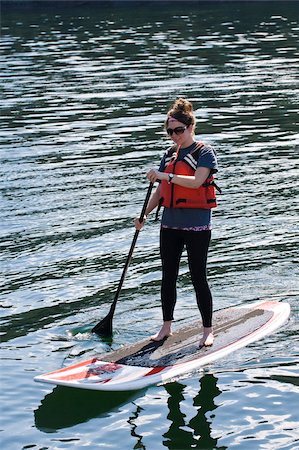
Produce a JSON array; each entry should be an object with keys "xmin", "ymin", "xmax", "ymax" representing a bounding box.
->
[
  {"xmin": 199, "ymin": 327, "xmax": 214, "ymax": 348},
  {"xmin": 151, "ymin": 321, "xmax": 172, "ymax": 341}
]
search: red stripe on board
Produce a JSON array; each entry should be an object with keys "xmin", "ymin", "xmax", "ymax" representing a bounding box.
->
[
  {"xmin": 46, "ymin": 357, "xmax": 99, "ymax": 376},
  {"xmin": 144, "ymin": 366, "xmax": 166, "ymax": 377},
  {"xmin": 47, "ymin": 362, "xmax": 122, "ymax": 382}
]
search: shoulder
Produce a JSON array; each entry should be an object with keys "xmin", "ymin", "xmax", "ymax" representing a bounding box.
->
[
  {"xmin": 196, "ymin": 143, "xmax": 218, "ymax": 172},
  {"xmin": 198, "ymin": 143, "xmax": 217, "ymax": 156},
  {"xmin": 190, "ymin": 142, "xmax": 216, "ymax": 157},
  {"xmin": 159, "ymin": 145, "xmax": 177, "ymax": 170}
]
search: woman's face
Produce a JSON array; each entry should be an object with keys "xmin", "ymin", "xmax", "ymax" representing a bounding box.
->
[{"xmin": 166, "ymin": 118, "xmax": 194, "ymax": 147}]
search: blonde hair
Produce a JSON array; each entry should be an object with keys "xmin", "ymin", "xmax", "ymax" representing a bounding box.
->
[{"xmin": 165, "ymin": 98, "xmax": 196, "ymax": 128}]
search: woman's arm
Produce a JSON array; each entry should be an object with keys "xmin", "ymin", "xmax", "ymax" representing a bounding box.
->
[
  {"xmin": 134, "ymin": 184, "xmax": 161, "ymax": 230},
  {"xmin": 147, "ymin": 167, "xmax": 211, "ymax": 189}
]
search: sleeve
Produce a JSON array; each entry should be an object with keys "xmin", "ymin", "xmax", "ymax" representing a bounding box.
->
[{"xmin": 197, "ymin": 145, "xmax": 218, "ymax": 174}]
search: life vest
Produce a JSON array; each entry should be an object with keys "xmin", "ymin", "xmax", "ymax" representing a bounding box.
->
[{"xmin": 159, "ymin": 143, "xmax": 221, "ymax": 209}]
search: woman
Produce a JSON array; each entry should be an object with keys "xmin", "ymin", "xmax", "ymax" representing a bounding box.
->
[{"xmin": 135, "ymin": 98, "xmax": 219, "ymax": 347}]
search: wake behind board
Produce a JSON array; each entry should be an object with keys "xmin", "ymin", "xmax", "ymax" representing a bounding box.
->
[{"xmin": 34, "ymin": 301, "xmax": 290, "ymax": 391}]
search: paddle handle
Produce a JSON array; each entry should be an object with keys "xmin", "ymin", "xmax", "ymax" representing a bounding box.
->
[{"xmin": 109, "ymin": 182, "xmax": 154, "ymax": 314}]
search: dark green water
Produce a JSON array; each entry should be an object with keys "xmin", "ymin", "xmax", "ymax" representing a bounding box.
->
[{"xmin": 1, "ymin": 2, "xmax": 298, "ymax": 449}]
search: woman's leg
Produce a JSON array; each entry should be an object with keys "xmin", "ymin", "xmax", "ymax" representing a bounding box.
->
[
  {"xmin": 160, "ymin": 228, "xmax": 185, "ymax": 321},
  {"xmin": 185, "ymin": 230, "xmax": 214, "ymax": 346},
  {"xmin": 151, "ymin": 228, "xmax": 184, "ymax": 341}
]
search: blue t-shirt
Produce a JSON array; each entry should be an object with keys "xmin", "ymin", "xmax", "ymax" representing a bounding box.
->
[{"xmin": 159, "ymin": 142, "xmax": 218, "ymax": 230}]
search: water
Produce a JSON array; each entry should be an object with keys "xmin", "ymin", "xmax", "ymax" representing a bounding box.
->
[{"xmin": 1, "ymin": 1, "xmax": 298, "ymax": 449}]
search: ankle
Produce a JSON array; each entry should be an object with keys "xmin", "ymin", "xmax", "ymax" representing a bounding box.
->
[
  {"xmin": 203, "ymin": 327, "xmax": 213, "ymax": 335},
  {"xmin": 162, "ymin": 321, "xmax": 172, "ymax": 329},
  {"xmin": 199, "ymin": 327, "xmax": 214, "ymax": 347}
]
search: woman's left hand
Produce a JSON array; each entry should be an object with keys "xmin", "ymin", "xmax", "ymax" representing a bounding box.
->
[{"xmin": 146, "ymin": 169, "xmax": 165, "ymax": 183}]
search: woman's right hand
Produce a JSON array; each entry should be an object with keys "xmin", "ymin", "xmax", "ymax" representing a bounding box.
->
[{"xmin": 134, "ymin": 215, "xmax": 147, "ymax": 230}]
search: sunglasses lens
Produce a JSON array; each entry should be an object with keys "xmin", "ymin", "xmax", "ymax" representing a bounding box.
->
[
  {"xmin": 175, "ymin": 127, "xmax": 186, "ymax": 135},
  {"xmin": 167, "ymin": 126, "xmax": 186, "ymax": 136}
]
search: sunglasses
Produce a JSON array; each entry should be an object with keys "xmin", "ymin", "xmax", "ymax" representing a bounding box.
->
[{"xmin": 166, "ymin": 126, "xmax": 187, "ymax": 136}]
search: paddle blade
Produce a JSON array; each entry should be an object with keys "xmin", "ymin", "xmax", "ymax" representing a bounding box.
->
[{"xmin": 91, "ymin": 314, "xmax": 113, "ymax": 337}]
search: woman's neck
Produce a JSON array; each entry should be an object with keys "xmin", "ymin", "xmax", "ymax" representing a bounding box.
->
[{"xmin": 180, "ymin": 137, "xmax": 196, "ymax": 149}]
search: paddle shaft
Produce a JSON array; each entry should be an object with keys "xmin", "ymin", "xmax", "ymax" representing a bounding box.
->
[
  {"xmin": 92, "ymin": 182, "xmax": 154, "ymax": 334},
  {"xmin": 109, "ymin": 182, "xmax": 154, "ymax": 315}
]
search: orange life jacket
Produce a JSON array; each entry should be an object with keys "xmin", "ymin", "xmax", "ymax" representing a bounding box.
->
[{"xmin": 159, "ymin": 143, "xmax": 220, "ymax": 209}]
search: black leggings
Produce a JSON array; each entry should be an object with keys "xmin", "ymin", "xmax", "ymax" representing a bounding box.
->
[{"xmin": 160, "ymin": 228, "xmax": 213, "ymax": 327}]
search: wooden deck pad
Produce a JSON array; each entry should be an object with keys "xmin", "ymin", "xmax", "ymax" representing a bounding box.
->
[{"xmin": 100, "ymin": 307, "xmax": 272, "ymax": 368}]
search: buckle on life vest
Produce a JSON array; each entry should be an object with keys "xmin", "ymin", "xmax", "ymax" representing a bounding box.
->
[
  {"xmin": 212, "ymin": 181, "xmax": 222, "ymax": 193},
  {"xmin": 203, "ymin": 179, "xmax": 222, "ymax": 194}
]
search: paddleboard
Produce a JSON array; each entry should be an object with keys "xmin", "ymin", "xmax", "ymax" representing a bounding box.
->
[{"xmin": 34, "ymin": 300, "xmax": 290, "ymax": 391}]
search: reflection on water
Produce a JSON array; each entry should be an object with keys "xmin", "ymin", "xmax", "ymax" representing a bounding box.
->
[
  {"xmin": 163, "ymin": 376, "xmax": 223, "ymax": 450},
  {"xmin": 34, "ymin": 385, "xmax": 142, "ymax": 432},
  {"xmin": 0, "ymin": 1, "xmax": 299, "ymax": 449},
  {"xmin": 35, "ymin": 375, "xmax": 223, "ymax": 450}
]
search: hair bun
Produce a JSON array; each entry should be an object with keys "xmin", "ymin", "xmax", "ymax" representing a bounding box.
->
[
  {"xmin": 166, "ymin": 97, "xmax": 196, "ymax": 127},
  {"xmin": 174, "ymin": 98, "xmax": 193, "ymax": 113}
]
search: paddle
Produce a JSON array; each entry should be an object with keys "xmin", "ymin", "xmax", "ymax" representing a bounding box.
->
[{"xmin": 91, "ymin": 182, "xmax": 154, "ymax": 337}]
